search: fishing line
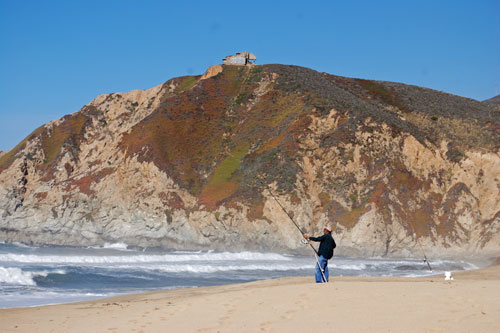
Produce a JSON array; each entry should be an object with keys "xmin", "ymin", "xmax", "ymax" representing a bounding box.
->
[{"xmin": 264, "ymin": 184, "xmax": 327, "ymax": 282}]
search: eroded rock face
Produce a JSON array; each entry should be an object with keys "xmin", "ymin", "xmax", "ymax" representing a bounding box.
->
[{"xmin": 1, "ymin": 65, "xmax": 499, "ymax": 258}]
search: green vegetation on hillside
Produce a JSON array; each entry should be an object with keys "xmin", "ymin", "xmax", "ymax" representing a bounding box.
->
[
  {"xmin": 0, "ymin": 126, "xmax": 44, "ymax": 172},
  {"xmin": 175, "ymin": 75, "xmax": 201, "ymax": 93},
  {"xmin": 40, "ymin": 113, "xmax": 88, "ymax": 168},
  {"xmin": 200, "ymin": 144, "xmax": 249, "ymax": 207}
]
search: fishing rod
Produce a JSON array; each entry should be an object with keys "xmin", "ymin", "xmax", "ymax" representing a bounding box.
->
[
  {"xmin": 406, "ymin": 220, "xmax": 432, "ymax": 271},
  {"xmin": 264, "ymin": 185, "xmax": 327, "ymax": 282}
]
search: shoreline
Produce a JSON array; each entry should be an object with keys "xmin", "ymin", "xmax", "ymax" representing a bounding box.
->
[
  {"xmin": 1, "ymin": 264, "xmax": 499, "ymax": 332},
  {"xmin": 0, "ymin": 255, "xmax": 488, "ymax": 310}
]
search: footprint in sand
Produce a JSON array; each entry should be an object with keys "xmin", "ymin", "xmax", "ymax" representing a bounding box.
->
[
  {"xmin": 280, "ymin": 309, "xmax": 297, "ymax": 320},
  {"xmin": 259, "ymin": 321, "xmax": 273, "ymax": 331}
]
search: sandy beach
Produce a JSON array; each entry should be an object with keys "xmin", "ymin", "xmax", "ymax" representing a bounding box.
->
[{"xmin": 1, "ymin": 264, "xmax": 499, "ymax": 332}]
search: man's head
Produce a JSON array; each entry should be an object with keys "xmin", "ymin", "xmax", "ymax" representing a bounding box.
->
[{"xmin": 323, "ymin": 225, "xmax": 332, "ymax": 234}]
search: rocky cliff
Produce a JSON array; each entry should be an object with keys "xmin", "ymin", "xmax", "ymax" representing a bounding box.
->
[{"xmin": 1, "ymin": 64, "xmax": 499, "ymax": 258}]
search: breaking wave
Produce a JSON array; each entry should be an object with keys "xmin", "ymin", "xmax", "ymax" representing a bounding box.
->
[
  {"xmin": 102, "ymin": 243, "xmax": 129, "ymax": 250},
  {"xmin": 114, "ymin": 263, "xmax": 313, "ymax": 273},
  {"xmin": 0, "ymin": 266, "xmax": 66, "ymax": 286},
  {"xmin": 0, "ymin": 251, "xmax": 290, "ymax": 264},
  {"xmin": 330, "ymin": 263, "xmax": 367, "ymax": 270}
]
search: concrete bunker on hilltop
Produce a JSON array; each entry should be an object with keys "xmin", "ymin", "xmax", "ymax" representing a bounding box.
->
[{"xmin": 222, "ymin": 52, "xmax": 257, "ymax": 66}]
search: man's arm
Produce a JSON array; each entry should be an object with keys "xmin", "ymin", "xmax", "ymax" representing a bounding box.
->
[{"xmin": 307, "ymin": 234, "xmax": 326, "ymax": 242}]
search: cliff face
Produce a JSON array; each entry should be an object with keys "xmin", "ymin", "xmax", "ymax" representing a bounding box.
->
[{"xmin": 1, "ymin": 65, "xmax": 499, "ymax": 257}]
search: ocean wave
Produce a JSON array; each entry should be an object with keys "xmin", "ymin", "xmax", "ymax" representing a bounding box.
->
[
  {"xmin": 11, "ymin": 242, "xmax": 33, "ymax": 248},
  {"xmin": 113, "ymin": 263, "xmax": 313, "ymax": 273},
  {"xmin": 172, "ymin": 250, "xmax": 204, "ymax": 254},
  {"xmin": 88, "ymin": 243, "xmax": 130, "ymax": 250},
  {"xmin": 0, "ymin": 267, "xmax": 36, "ymax": 286},
  {"xmin": 0, "ymin": 251, "xmax": 291, "ymax": 264},
  {"xmin": 0, "ymin": 267, "xmax": 66, "ymax": 286},
  {"xmin": 330, "ymin": 263, "xmax": 367, "ymax": 270},
  {"xmin": 103, "ymin": 242, "xmax": 129, "ymax": 250}
]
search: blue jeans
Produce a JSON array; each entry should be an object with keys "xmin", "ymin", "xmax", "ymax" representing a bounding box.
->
[{"xmin": 315, "ymin": 255, "xmax": 329, "ymax": 283}]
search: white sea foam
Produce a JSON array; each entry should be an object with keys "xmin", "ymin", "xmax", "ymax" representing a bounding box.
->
[
  {"xmin": 0, "ymin": 251, "xmax": 290, "ymax": 264},
  {"xmin": 102, "ymin": 243, "xmax": 129, "ymax": 250},
  {"xmin": 172, "ymin": 250, "xmax": 203, "ymax": 254},
  {"xmin": 0, "ymin": 267, "xmax": 66, "ymax": 286},
  {"xmin": 11, "ymin": 242, "xmax": 32, "ymax": 248},
  {"xmin": 0, "ymin": 290, "xmax": 121, "ymax": 309},
  {"xmin": 114, "ymin": 263, "xmax": 313, "ymax": 273},
  {"xmin": 0, "ymin": 267, "xmax": 37, "ymax": 286},
  {"xmin": 88, "ymin": 242, "xmax": 130, "ymax": 250},
  {"xmin": 330, "ymin": 263, "xmax": 367, "ymax": 270}
]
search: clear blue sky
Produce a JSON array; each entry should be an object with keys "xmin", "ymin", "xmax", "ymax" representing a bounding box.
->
[{"xmin": 1, "ymin": 0, "xmax": 499, "ymax": 151}]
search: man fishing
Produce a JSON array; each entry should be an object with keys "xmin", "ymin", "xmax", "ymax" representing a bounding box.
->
[{"xmin": 304, "ymin": 225, "xmax": 336, "ymax": 283}]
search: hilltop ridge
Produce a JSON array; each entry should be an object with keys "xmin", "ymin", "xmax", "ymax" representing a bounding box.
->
[
  {"xmin": 0, "ymin": 64, "xmax": 499, "ymax": 257},
  {"xmin": 484, "ymin": 94, "xmax": 500, "ymax": 105}
]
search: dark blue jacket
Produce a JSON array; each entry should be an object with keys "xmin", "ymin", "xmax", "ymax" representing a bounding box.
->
[{"xmin": 309, "ymin": 233, "xmax": 336, "ymax": 259}]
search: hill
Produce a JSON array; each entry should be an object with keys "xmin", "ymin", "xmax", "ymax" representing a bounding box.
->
[
  {"xmin": 484, "ymin": 94, "xmax": 500, "ymax": 105},
  {"xmin": 1, "ymin": 64, "xmax": 499, "ymax": 257}
]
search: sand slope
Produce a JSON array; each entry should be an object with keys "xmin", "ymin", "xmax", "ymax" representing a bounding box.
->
[{"xmin": 1, "ymin": 266, "xmax": 500, "ymax": 332}]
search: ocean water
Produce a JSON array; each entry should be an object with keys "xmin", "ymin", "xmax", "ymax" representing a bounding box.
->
[{"xmin": 0, "ymin": 242, "xmax": 478, "ymax": 308}]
